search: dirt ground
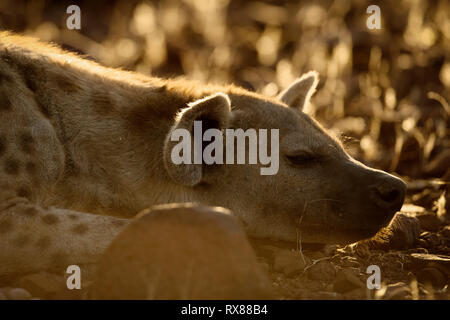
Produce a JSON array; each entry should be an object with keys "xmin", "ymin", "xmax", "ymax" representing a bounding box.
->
[{"xmin": 0, "ymin": 0, "xmax": 448, "ymax": 299}]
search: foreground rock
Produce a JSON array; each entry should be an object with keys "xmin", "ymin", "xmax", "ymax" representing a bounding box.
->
[
  {"xmin": 408, "ymin": 253, "xmax": 450, "ymax": 269},
  {"xmin": 376, "ymin": 282, "xmax": 412, "ymax": 300},
  {"xmin": 90, "ymin": 204, "xmax": 273, "ymax": 299},
  {"xmin": 441, "ymin": 226, "xmax": 450, "ymax": 238},
  {"xmin": 401, "ymin": 204, "xmax": 442, "ymax": 232},
  {"xmin": 273, "ymin": 249, "xmax": 309, "ymax": 276},
  {"xmin": 407, "ymin": 253, "xmax": 450, "ymax": 287},
  {"xmin": 0, "ymin": 288, "xmax": 33, "ymax": 300},
  {"xmin": 306, "ymin": 260, "xmax": 336, "ymax": 281},
  {"xmin": 333, "ymin": 267, "xmax": 365, "ymax": 294}
]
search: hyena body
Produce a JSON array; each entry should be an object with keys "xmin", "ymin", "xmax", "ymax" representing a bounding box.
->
[{"xmin": 0, "ymin": 32, "xmax": 406, "ymax": 276}]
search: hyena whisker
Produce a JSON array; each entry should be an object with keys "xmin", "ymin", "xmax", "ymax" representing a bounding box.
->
[
  {"xmin": 295, "ymin": 204, "xmax": 306, "ymax": 265},
  {"xmin": 295, "ymin": 198, "xmax": 345, "ymax": 265}
]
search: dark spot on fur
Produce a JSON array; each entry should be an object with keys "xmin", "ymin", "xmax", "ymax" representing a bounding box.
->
[
  {"xmin": 68, "ymin": 214, "xmax": 79, "ymax": 220},
  {"xmin": 17, "ymin": 63, "xmax": 39, "ymax": 92},
  {"xmin": 14, "ymin": 63, "xmax": 51, "ymax": 118},
  {"xmin": 22, "ymin": 206, "xmax": 38, "ymax": 217},
  {"xmin": 41, "ymin": 214, "xmax": 59, "ymax": 225},
  {"xmin": 34, "ymin": 94, "xmax": 52, "ymax": 118},
  {"xmin": 25, "ymin": 162, "xmax": 37, "ymax": 175},
  {"xmin": 17, "ymin": 186, "xmax": 31, "ymax": 198},
  {"xmin": 0, "ymin": 71, "xmax": 13, "ymax": 83},
  {"xmin": 25, "ymin": 77, "xmax": 37, "ymax": 92},
  {"xmin": 37, "ymin": 101, "xmax": 51, "ymax": 118},
  {"xmin": 0, "ymin": 220, "xmax": 13, "ymax": 234},
  {"xmin": 11, "ymin": 234, "xmax": 30, "ymax": 248},
  {"xmin": 19, "ymin": 132, "xmax": 34, "ymax": 154},
  {"xmin": 36, "ymin": 236, "xmax": 51, "ymax": 249},
  {"xmin": 72, "ymin": 223, "xmax": 89, "ymax": 235},
  {"xmin": 92, "ymin": 92, "xmax": 114, "ymax": 115},
  {"xmin": 50, "ymin": 251, "xmax": 69, "ymax": 267},
  {"xmin": 0, "ymin": 136, "xmax": 6, "ymax": 156},
  {"xmin": 0, "ymin": 92, "xmax": 12, "ymax": 111},
  {"xmin": 55, "ymin": 75, "xmax": 78, "ymax": 93},
  {"xmin": 64, "ymin": 157, "xmax": 80, "ymax": 176},
  {"xmin": 125, "ymin": 94, "xmax": 183, "ymax": 134},
  {"xmin": 4, "ymin": 158, "xmax": 20, "ymax": 175}
]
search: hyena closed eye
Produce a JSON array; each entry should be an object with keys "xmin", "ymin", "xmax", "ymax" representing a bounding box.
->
[{"xmin": 0, "ymin": 32, "xmax": 405, "ymax": 276}]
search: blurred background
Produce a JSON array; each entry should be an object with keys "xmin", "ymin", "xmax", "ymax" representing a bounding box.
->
[{"xmin": 0, "ymin": 0, "xmax": 448, "ymax": 182}]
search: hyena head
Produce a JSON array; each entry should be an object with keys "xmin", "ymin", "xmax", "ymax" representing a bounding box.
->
[{"xmin": 163, "ymin": 72, "xmax": 406, "ymax": 244}]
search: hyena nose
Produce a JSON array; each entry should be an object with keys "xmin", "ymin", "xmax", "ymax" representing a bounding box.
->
[{"xmin": 370, "ymin": 174, "xmax": 406, "ymax": 212}]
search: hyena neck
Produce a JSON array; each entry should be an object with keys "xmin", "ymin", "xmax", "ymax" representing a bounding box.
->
[{"xmin": 44, "ymin": 68, "xmax": 202, "ymax": 214}]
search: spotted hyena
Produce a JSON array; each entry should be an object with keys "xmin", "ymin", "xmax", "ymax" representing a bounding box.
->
[{"xmin": 0, "ymin": 32, "xmax": 406, "ymax": 276}]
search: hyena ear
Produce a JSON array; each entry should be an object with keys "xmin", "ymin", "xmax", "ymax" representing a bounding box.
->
[
  {"xmin": 163, "ymin": 93, "xmax": 231, "ymax": 186},
  {"xmin": 278, "ymin": 71, "xmax": 319, "ymax": 111}
]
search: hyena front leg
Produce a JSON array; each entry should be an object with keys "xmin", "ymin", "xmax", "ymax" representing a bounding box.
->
[{"xmin": 0, "ymin": 186, "xmax": 129, "ymax": 276}]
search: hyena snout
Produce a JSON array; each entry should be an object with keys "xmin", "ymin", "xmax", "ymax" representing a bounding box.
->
[{"xmin": 368, "ymin": 173, "xmax": 406, "ymax": 213}]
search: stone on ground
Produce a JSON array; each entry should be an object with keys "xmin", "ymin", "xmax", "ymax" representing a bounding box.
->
[
  {"xmin": 90, "ymin": 204, "xmax": 273, "ymax": 299},
  {"xmin": 273, "ymin": 249, "xmax": 308, "ymax": 276}
]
